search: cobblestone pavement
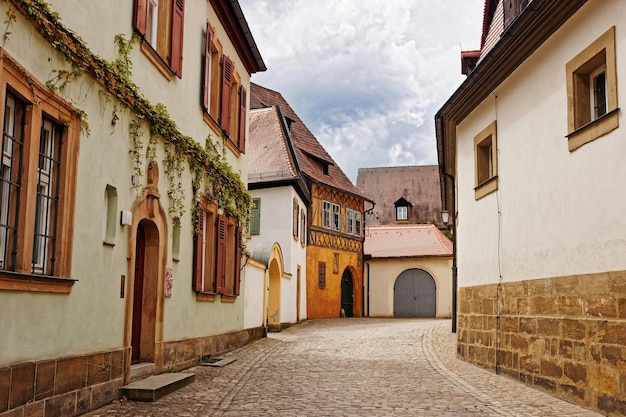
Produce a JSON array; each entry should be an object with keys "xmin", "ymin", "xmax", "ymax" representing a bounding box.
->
[{"xmin": 83, "ymin": 319, "xmax": 601, "ymax": 416}]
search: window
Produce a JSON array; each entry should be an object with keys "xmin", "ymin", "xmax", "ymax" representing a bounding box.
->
[
  {"xmin": 134, "ymin": 0, "xmax": 185, "ymax": 78},
  {"xmin": 318, "ymin": 261, "xmax": 326, "ymax": 289},
  {"xmin": 193, "ymin": 199, "xmax": 242, "ymax": 299},
  {"xmin": 194, "ymin": 202, "xmax": 217, "ymax": 295},
  {"xmin": 250, "ymin": 198, "xmax": 260, "ymax": 236},
  {"xmin": 300, "ymin": 207, "xmax": 306, "ymax": 246},
  {"xmin": 292, "ymin": 198, "xmax": 299, "ymax": 239},
  {"xmin": 0, "ymin": 53, "xmax": 79, "ymax": 292},
  {"xmin": 332, "ymin": 203, "xmax": 340, "ymax": 231},
  {"xmin": 202, "ymin": 22, "xmax": 222, "ymax": 122},
  {"xmin": 202, "ymin": 23, "xmax": 247, "ymax": 155},
  {"xmin": 474, "ymin": 121, "xmax": 498, "ymax": 200},
  {"xmin": 396, "ymin": 206, "xmax": 408, "ymax": 221},
  {"xmin": 322, "ymin": 200, "xmax": 332, "ymax": 228},
  {"xmin": 345, "ymin": 208, "xmax": 354, "ymax": 234},
  {"xmin": 566, "ymin": 26, "xmax": 618, "ymax": 151},
  {"xmin": 355, "ymin": 212, "xmax": 362, "ymax": 236}
]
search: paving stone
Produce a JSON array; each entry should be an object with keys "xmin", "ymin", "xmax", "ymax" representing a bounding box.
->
[{"xmin": 81, "ymin": 319, "xmax": 601, "ymax": 416}]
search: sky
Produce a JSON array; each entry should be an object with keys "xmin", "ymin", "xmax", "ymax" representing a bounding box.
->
[{"xmin": 238, "ymin": 0, "xmax": 485, "ymax": 183}]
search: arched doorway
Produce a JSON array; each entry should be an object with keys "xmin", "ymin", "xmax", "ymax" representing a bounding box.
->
[
  {"xmin": 124, "ymin": 161, "xmax": 168, "ymax": 382},
  {"xmin": 341, "ymin": 270, "xmax": 354, "ymax": 317},
  {"xmin": 267, "ymin": 258, "xmax": 281, "ymax": 331},
  {"xmin": 131, "ymin": 219, "xmax": 159, "ymax": 363},
  {"xmin": 394, "ymin": 268, "xmax": 436, "ymax": 317}
]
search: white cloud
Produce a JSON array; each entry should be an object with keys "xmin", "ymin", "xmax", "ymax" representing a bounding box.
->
[{"xmin": 240, "ymin": 0, "xmax": 484, "ymax": 182}]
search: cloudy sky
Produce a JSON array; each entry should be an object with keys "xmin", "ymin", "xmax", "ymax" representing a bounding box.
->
[{"xmin": 239, "ymin": 1, "xmax": 484, "ymax": 183}]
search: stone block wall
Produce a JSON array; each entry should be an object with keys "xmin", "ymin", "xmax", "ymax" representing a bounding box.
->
[
  {"xmin": 457, "ymin": 270, "xmax": 626, "ymax": 416},
  {"xmin": 0, "ymin": 348, "xmax": 125, "ymax": 417}
]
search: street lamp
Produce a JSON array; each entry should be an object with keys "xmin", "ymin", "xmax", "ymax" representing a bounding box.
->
[{"xmin": 441, "ymin": 210, "xmax": 450, "ymax": 225}]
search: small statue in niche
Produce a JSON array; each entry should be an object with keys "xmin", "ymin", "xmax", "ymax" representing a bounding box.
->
[{"xmin": 165, "ymin": 267, "xmax": 173, "ymax": 298}]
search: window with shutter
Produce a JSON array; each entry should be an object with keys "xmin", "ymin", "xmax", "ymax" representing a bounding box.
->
[
  {"xmin": 238, "ymin": 86, "xmax": 247, "ymax": 152},
  {"xmin": 194, "ymin": 201, "xmax": 217, "ymax": 296},
  {"xmin": 234, "ymin": 227, "xmax": 242, "ymax": 295},
  {"xmin": 250, "ymin": 198, "xmax": 260, "ymax": 235},
  {"xmin": 133, "ymin": 0, "xmax": 185, "ymax": 79},
  {"xmin": 216, "ymin": 214, "xmax": 227, "ymax": 294},
  {"xmin": 220, "ymin": 56, "xmax": 233, "ymax": 134},
  {"xmin": 170, "ymin": 0, "xmax": 184, "ymax": 76}
]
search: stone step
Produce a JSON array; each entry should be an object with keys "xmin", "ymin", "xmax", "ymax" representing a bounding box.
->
[
  {"xmin": 130, "ymin": 362, "xmax": 155, "ymax": 382},
  {"xmin": 121, "ymin": 372, "xmax": 195, "ymax": 402}
]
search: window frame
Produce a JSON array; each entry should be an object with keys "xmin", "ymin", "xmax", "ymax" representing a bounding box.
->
[
  {"xmin": 345, "ymin": 208, "xmax": 354, "ymax": 234},
  {"xmin": 396, "ymin": 206, "xmax": 408, "ymax": 221},
  {"xmin": 318, "ymin": 261, "xmax": 326, "ymax": 289},
  {"xmin": 0, "ymin": 50, "xmax": 79, "ymax": 293},
  {"xmin": 566, "ymin": 26, "xmax": 618, "ymax": 152},
  {"xmin": 322, "ymin": 200, "xmax": 332, "ymax": 229},
  {"xmin": 332, "ymin": 203, "xmax": 340, "ymax": 231},
  {"xmin": 474, "ymin": 121, "xmax": 498, "ymax": 200}
]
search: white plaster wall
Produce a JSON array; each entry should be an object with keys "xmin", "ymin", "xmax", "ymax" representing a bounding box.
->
[
  {"xmin": 456, "ymin": 1, "xmax": 626, "ymax": 288},
  {"xmin": 243, "ymin": 260, "xmax": 266, "ymax": 329},
  {"xmin": 249, "ymin": 186, "xmax": 307, "ymax": 323},
  {"xmin": 0, "ymin": 1, "xmax": 253, "ymax": 365},
  {"xmin": 366, "ymin": 258, "xmax": 452, "ymax": 318}
]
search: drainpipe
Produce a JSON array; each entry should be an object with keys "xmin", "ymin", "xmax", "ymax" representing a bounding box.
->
[{"xmin": 443, "ymin": 173, "xmax": 458, "ymax": 333}]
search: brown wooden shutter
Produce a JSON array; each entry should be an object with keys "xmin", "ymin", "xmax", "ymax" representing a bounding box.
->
[
  {"xmin": 202, "ymin": 22, "xmax": 211, "ymax": 112},
  {"xmin": 193, "ymin": 209, "xmax": 204, "ymax": 292},
  {"xmin": 216, "ymin": 215, "xmax": 227, "ymax": 294},
  {"xmin": 220, "ymin": 56, "xmax": 233, "ymax": 134},
  {"xmin": 234, "ymin": 226, "xmax": 242, "ymax": 295},
  {"xmin": 133, "ymin": 0, "xmax": 149, "ymax": 37},
  {"xmin": 170, "ymin": 0, "xmax": 185, "ymax": 77},
  {"xmin": 238, "ymin": 86, "xmax": 247, "ymax": 152}
]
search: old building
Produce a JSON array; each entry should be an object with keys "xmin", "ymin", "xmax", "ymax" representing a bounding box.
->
[
  {"xmin": 0, "ymin": 0, "xmax": 264, "ymax": 415},
  {"xmin": 245, "ymin": 104, "xmax": 310, "ymax": 330},
  {"xmin": 250, "ymin": 83, "xmax": 371, "ymax": 319},
  {"xmin": 357, "ymin": 165, "xmax": 452, "ymax": 318},
  {"xmin": 357, "ymin": 165, "xmax": 445, "ymax": 227},
  {"xmin": 437, "ymin": 0, "xmax": 626, "ymax": 414}
]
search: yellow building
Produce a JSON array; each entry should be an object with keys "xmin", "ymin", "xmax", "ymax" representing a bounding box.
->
[{"xmin": 251, "ymin": 84, "xmax": 371, "ymax": 319}]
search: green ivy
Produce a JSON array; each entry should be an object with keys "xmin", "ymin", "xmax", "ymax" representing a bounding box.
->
[{"xmin": 8, "ymin": 0, "xmax": 252, "ymax": 229}]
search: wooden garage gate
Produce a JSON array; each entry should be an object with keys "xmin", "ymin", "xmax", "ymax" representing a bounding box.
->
[{"xmin": 393, "ymin": 268, "xmax": 436, "ymax": 317}]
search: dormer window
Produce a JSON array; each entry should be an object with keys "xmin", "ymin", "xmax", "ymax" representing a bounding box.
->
[{"xmin": 394, "ymin": 197, "xmax": 412, "ymax": 222}]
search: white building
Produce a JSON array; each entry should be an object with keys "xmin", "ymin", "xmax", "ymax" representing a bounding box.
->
[{"xmin": 436, "ymin": 0, "xmax": 626, "ymax": 413}]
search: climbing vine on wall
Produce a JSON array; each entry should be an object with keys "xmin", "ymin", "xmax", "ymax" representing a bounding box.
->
[{"xmin": 7, "ymin": 0, "xmax": 253, "ymax": 229}]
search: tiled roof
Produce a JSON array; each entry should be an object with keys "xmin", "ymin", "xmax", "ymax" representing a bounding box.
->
[
  {"xmin": 250, "ymin": 83, "xmax": 368, "ymax": 199},
  {"xmin": 356, "ymin": 165, "xmax": 444, "ymax": 226},
  {"xmin": 364, "ymin": 224, "xmax": 452, "ymax": 259},
  {"xmin": 248, "ymin": 107, "xmax": 298, "ymax": 183}
]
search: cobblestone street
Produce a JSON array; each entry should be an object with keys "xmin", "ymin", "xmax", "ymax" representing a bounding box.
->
[{"xmin": 83, "ymin": 319, "xmax": 600, "ymax": 417}]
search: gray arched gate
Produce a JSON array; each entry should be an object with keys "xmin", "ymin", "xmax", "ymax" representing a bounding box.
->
[{"xmin": 393, "ymin": 269, "xmax": 436, "ymax": 317}]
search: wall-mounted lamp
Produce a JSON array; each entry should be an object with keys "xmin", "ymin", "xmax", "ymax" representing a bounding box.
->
[{"xmin": 441, "ymin": 210, "xmax": 450, "ymax": 225}]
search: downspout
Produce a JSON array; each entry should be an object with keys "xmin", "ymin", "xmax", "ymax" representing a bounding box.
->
[
  {"xmin": 443, "ymin": 172, "xmax": 457, "ymax": 333},
  {"xmin": 363, "ymin": 201, "xmax": 375, "ymax": 317}
]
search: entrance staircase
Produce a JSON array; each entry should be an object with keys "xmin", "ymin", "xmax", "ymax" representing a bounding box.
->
[{"xmin": 121, "ymin": 362, "xmax": 195, "ymax": 402}]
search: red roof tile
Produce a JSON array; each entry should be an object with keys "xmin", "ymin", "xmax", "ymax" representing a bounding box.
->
[
  {"xmin": 248, "ymin": 107, "xmax": 298, "ymax": 183},
  {"xmin": 364, "ymin": 224, "xmax": 452, "ymax": 259},
  {"xmin": 250, "ymin": 83, "xmax": 368, "ymax": 199}
]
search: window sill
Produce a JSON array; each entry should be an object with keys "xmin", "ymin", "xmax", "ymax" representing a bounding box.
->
[
  {"xmin": 140, "ymin": 41, "xmax": 174, "ymax": 81},
  {"xmin": 0, "ymin": 271, "xmax": 76, "ymax": 293},
  {"xmin": 220, "ymin": 294, "xmax": 237, "ymax": 303},
  {"xmin": 567, "ymin": 108, "xmax": 619, "ymax": 151},
  {"xmin": 103, "ymin": 240, "xmax": 115, "ymax": 247},
  {"xmin": 196, "ymin": 292, "xmax": 218, "ymax": 302},
  {"xmin": 224, "ymin": 137, "xmax": 241, "ymax": 157},
  {"xmin": 203, "ymin": 113, "xmax": 221, "ymax": 136},
  {"xmin": 475, "ymin": 176, "xmax": 498, "ymax": 200}
]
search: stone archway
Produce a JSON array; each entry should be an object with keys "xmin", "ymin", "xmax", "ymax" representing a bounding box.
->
[
  {"xmin": 124, "ymin": 161, "xmax": 168, "ymax": 383},
  {"xmin": 267, "ymin": 258, "xmax": 281, "ymax": 331}
]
